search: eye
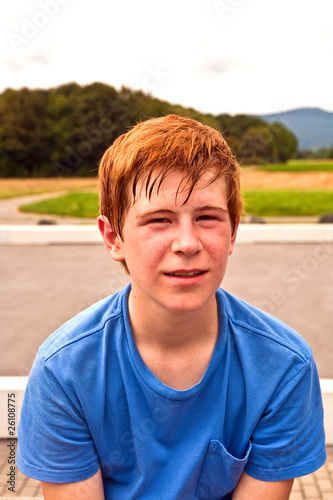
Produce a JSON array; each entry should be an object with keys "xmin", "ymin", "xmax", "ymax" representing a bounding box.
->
[
  {"xmin": 148, "ymin": 218, "xmax": 170, "ymax": 224},
  {"xmin": 197, "ymin": 215, "xmax": 218, "ymax": 221}
]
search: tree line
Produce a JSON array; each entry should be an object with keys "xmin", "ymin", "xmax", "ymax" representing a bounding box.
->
[{"xmin": 0, "ymin": 82, "xmax": 299, "ymax": 177}]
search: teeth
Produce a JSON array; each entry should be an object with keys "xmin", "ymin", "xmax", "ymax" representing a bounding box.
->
[{"xmin": 169, "ymin": 271, "xmax": 202, "ymax": 277}]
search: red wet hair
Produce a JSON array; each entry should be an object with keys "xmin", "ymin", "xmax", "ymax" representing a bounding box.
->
[{"xmin": 99, "ymin": 114, "xmax": 243, "ymax": 240}]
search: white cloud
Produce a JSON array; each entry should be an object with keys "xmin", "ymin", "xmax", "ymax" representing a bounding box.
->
[{"xmin": 0, "ymin": 0, "xmax": 332, "ymax": 114}]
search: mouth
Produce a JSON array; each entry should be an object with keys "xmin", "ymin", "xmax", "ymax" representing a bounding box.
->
[{"xmin": 165, "ymin": 270, "xmax": 205, "ymax": 277}]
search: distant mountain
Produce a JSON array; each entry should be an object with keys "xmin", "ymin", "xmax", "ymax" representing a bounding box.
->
[{"xmin": 257, "ymin": 107, "xmax": 333, "ymax": 151}]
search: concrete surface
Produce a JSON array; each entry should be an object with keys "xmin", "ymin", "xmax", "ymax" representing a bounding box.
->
[{"xmin": 1, "ymin": 238, "xmax": 332, "ymax": 378}]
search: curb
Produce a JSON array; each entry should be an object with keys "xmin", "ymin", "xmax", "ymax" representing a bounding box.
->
[
  {"xmin": 0, "ymin": 224, "xmax": 101, "ymax": 244},
  {"xmin": 1, "ymin": 224, "xmax": 333, "ymax": 245}
]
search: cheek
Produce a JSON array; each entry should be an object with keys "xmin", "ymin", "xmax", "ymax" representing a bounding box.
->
[
  {"xmin": 140, "ymin": 231, "xmax": 169, "ymax": 252},
  {"xmin": 207, "ymin": 234, "xmax": 231, "ymax": 256},
  {"xmin": 127, "ymin": 237, "xmax": 167, "ymax": 265}
]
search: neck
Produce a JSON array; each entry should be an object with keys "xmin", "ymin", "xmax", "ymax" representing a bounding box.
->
[
  {"xmin": 127, "ymin": 291, "xmax": 219, "ymax": 390},
  {"xmin": 128, "ymin": 291, "xmax": 219, "ymax": 352}
]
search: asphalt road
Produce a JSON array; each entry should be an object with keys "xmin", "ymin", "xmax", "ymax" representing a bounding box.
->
[{"xmin": 1, "ymin": 240, "xmax": 332, "ymax": 378}]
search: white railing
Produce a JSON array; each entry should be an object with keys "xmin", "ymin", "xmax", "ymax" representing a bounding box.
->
[{"xmin": 0, "ymin": 223, "xmax": 333, "ymax": 245}]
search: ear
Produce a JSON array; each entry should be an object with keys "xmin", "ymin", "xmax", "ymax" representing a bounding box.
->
[
  {"xmin": 229, "ymin": 217, "xmax": 240, "ymax": 256},
  {"xmin": 97, "ymin": 215, "xmax": 125, "ymax": 262}
]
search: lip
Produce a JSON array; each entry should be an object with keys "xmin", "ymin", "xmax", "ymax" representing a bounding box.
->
[
  {"xmin": 165, "ymin": 269, "xmax": 206, "ymax": 276},
  {"xmin": 164, "ymin": 269, "xmax": 207, "ymax": 283}
]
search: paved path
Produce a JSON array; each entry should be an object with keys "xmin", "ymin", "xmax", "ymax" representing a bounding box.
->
[
  {"xmin": 0, "ymin": 193, "xmax": 96, "ymax": 225},
  {"xmin": 1, "ymin": 240, "xmax": 332, "ymax": 378}
]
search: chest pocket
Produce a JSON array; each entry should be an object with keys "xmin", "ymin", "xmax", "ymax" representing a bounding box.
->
[{"xmin": 195, "ymin": 439, "xmax": 252, "ymax": 499}]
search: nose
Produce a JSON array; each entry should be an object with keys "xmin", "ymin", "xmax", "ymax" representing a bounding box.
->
[{"xmin": 171, "ymin": 220, "xmax": 203, "ymax": 255}]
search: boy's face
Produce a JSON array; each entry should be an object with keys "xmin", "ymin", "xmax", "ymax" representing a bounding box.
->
[{"xmin": 100, "ymin": 169, "xmax": 238, "ymax": 319}]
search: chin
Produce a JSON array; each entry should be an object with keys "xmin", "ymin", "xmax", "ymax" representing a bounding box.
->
[{"xmin": 163, "ymin": 295, "xmax": 215, "ymax": 315}]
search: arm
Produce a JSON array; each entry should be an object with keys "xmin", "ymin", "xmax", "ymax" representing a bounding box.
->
[
  {"xmin": 41, "ymin": 469, "xmax": 105, "ymax": 500},
  {"xmin": 232, "ymin": 471, "xmax": 294, "ymax": 500}
]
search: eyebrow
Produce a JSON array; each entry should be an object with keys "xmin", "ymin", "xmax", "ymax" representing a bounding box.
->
[
  {"xmin": 135, "ymin": 209, "xmax": 174, "ymax": 220},
  {"xmin": 196, "ymin": 205, "xmax": 229, "ymax": 214},
  {"xmin": 136, "ymin": 205, "xmax": 229, "ymax": 220}
]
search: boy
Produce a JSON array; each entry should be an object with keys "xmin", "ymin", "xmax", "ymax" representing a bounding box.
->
[{"xmin": 17, "ymin": 115, "xmax": 326, "ymax": 499}]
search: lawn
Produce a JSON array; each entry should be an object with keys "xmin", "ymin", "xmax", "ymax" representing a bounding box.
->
[
  {"xmin": 19, "ymin": 188, "xmax": 333, "ymax": 218},
  {"xmin": 1, "ymin": 161, "xmax": 333, "ymax": 201},
  {"xmin": 20, "ymin": 192, "xmax": 100, "ymax": 218},
  {"xmin": 259, "ymin": 159, "xmax": 333, "ymax": 172},
  {"xmin": 243, "ymin": 189, "xmax": 333, "ymax": 216},
  {"xmin": 8, "ymin": 164, "xmax": 333, "ymax": 219}
]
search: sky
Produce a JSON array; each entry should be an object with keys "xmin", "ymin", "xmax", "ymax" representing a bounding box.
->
[{"xmin": 1, "ymin": 0, "xmax": 333, "ymax": 116}]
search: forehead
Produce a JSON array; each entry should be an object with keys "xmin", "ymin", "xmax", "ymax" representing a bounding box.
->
[{"xmin": 131, "ymin": 169, "xmax": 227, "ymax": 208}]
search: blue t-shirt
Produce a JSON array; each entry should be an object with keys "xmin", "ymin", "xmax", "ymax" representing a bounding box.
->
[{"xmin": 17, "ymin": 285, "xmax": 326, "ymax": 499}]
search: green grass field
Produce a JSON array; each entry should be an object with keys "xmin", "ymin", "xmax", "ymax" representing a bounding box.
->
[
  {"xmin": 243, "ymin": 189, "xmax": 333, "ymax": 216},
  {"xmin": 20, "ymin": 192, "xmax": 100, "ymax": 218},
  {"xmin": 12, "ymin": 160, "xmax": 333, "ymax": 218},
  {"xmin": 258, "ymin": 159, "xmax": 333, "ymax": 172},
  {"xmin": 19, "ymin": 189, "xmax": 333, "ymax": 218}
]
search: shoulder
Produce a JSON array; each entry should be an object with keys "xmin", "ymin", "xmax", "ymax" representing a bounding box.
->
[
  {"xmin": 38, "ymin": 285, "xmax": 130, "ymax": 364},
  {"xmin": 217, "ymin": 288, "xmax": 312, "ymax": 363}
]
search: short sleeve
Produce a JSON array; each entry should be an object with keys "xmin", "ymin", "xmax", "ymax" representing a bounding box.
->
[
  {"xmin": 17, "ymin": 351, "xmax": 100, "ymax": 483},
  {"xmin": 245, "ymin": 354, "xmax": 326, "ymax": 481}
]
